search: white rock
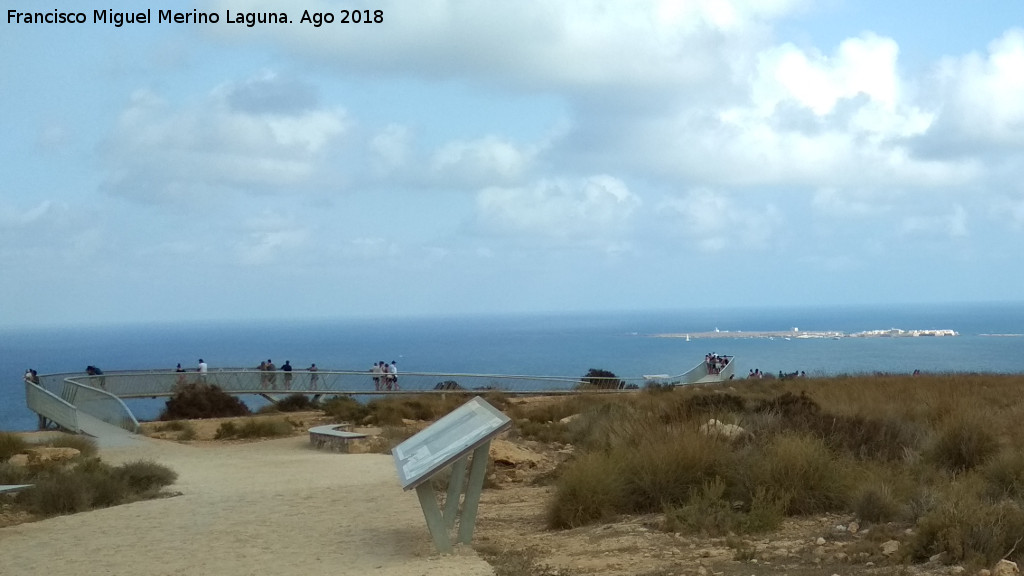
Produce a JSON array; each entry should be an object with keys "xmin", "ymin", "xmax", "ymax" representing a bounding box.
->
[
  {"xmin": 880, "ymin": 540, "xmax": 900, "ymax": 556},
  {"xmin": 816, "ymin": 537, "xmax": 827, "ymax": 545},
  {"xmin": 993, "ymin": 559, "xmax": 1020, "ymax": 576}
]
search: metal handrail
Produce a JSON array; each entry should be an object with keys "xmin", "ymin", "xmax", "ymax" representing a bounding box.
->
[{"xmin": 25, "ymin": 365, "xmax": 730, "ymax": 432}]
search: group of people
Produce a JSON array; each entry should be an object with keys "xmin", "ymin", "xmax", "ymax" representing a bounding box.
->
[
  {"xmin": 705, "ymin": 353, "xmax": 730, "ymax": 375},
  {"xmin": 372, "ymin": 360, "xmax": 399, "ymax": 391},
  {"xmin": 23, "ymin": 369, "xmax": 39, "ymax": 384},
  {"xmin": 255, "ymin": 360, "xmax": 321, "ymax": 390}
]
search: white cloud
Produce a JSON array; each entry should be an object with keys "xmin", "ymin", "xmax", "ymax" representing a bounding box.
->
[
  {"xmin": 431, "ymin": 136, "xmax": 533, "ymax": 184},
  {"xmin": 475, "ymin": 175, "xmax": 639, "ymax": 243},
  {"xmin": 812, "ymin": 188, "xmax": 890, "ymax": 217},
  {"xmin": 658, "ymin": 188, "xmax": 782, "ymax": 252},
  {"xmin": 101, "ymin": 77, "xmax": 347, "ymax": 202},
  {"xmin": 235, "ymin": 212, "xmax": 310, "ymax": 265},
  {"xmin": 930, "ymin": 29, "xmax": 1024, "ymax": 146},
  {"xmin": 369, "ymin": 124, "xmax": 414, "ymax": 174},
  {"xmin": 900, "ymin": 204, "xmax": 969, "ymax": 239}
]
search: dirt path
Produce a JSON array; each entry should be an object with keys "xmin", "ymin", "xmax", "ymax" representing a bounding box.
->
[{"xmin": 0, "ymin": 436, "xmax": 493, "ymax": 576}]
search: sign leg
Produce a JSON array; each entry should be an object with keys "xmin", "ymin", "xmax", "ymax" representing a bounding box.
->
[
  {"xmin": 457, "ymin": 441, "xmax": 490, "ymax": 544},
  {"xmin": 415, "ymin": 483, "xmax": 452, "ymax": 553}
]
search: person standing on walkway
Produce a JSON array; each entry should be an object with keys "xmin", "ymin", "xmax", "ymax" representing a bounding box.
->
[
  {"xmin": 282, "ymin": 360, "xmax": 293, "ymax": 390},
  {"xmin": 197, "ymin": 359, "xmax": 208, "ymax": 383},
  {"xmin": 308, "ymin": 363, "xmax": 319, "ymax": 390},
  {"xmin": 387, "ymin": 360, "xmax": 398, "ymax": 391}
]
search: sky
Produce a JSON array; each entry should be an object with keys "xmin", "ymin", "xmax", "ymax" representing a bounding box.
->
[{"xmin": 2, "ymin": 0, "xmax": 1023, "ymax": 328}]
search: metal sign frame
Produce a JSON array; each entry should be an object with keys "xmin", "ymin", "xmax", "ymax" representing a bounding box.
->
[{"xmin": 392, "ymin": 396, "xmax": 511, "ymax": 552}]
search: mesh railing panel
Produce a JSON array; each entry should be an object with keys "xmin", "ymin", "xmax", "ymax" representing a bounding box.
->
[{"xmin": 24, "ymin": 380, "xmax": 79, "ymax": 432}]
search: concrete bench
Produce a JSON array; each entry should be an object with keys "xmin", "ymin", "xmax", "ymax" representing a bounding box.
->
[
  {"xmin": 0, "ymin": 485, "xmax": 33, "ymax": 495},
  {"xmin": 308, "ymin": 425, "xmax": 367, "ymax": 453}
]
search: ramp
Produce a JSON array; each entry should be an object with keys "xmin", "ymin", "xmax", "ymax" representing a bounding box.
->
[{"xmin": 76, "ymin": 412, "xmax": 142, "ymax": 449}]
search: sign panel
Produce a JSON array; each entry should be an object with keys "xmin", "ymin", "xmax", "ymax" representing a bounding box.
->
[{"xmin": 392, "ymin": 396, "xmax": 511, "ymax": 490}]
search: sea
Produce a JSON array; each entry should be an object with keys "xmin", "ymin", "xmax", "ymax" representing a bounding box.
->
[{"xmin": 3, "ymin": 302, "xmax": 1024, "ymax": 432}]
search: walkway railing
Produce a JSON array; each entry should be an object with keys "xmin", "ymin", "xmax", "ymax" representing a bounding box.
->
[
  {"xmin": 69, "ymin": 369, "xmax": 598, "ymax": 398},
  {"xmin": 27, "ymin": 373, "xmax": 140, "ymax": 433},
  {"xmin": 25, "ymin": 365, "xmax": 724, "ymax": 435}
]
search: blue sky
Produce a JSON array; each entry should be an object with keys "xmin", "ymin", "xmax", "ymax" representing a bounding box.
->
[{"xmin": 3, "ymin": 1, "xmax": 1023, "ymax": 328}]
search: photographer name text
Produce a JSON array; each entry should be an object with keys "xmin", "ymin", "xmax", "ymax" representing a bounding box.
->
[{"xmin": 7, "ymin": 8, "xmax": 383, "ymax": 27}]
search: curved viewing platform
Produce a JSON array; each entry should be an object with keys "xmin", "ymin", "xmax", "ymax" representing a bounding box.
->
[
  {"xmin": 23, "ymin": 357, "xmax": 734, "ymax": 436},
  {"xmin": 20, "ymin": 369, "xmax": 630, "ymax": 436}
]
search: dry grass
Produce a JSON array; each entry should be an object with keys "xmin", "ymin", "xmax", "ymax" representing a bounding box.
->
[{"xmin": 542, "ymin": 373, "xmax": 1024, "ymax": 569}]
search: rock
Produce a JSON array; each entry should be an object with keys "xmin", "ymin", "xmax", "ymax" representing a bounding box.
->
[
  {"xmin": 8, "ymin": 454, "xmax": 29, "ymax": 467},
  {"xmin": 993, "ymin": 560, "xmax": 1020, "ymax": 576},
  {"xmin": 26, "ymin": 447, "xmax": 80, "ymax": 464},
  {"xmin": 950, "ymin": 567, "xmax": 966, "ymax": 575},
  {"xmin": 489, "ymin": 439, "xmax": 543, "ymax": 468},
  {"xmin": 816, "ymin": 537, "xmax": 827, "ymax": 545},
  {"xmin": 834, "ymin": 552, "xmax": 849, "ymax": 562},
  {"xmin": 848, "ymin": 521, "xmax": 860, "ymax": 534},
  {"xmin": 979, "ymin": 570, "xmax": 992, "ymax": 576},
  {"xmin": 558, "ymin": 414, "xmax": 580, "ymax": 424},
  {"xmin": 698, "ymin": 419, "xmax": 747, "ymax": 441},
  {"xmin": 880, "ymin": 540, "xmax": 900, "ymax": 556}
]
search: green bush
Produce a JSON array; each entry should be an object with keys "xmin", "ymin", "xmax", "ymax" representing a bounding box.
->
[
  {"xmin": 578, "ymin": 368, "xmax": 622, "ymax": 390},
  {"xmin": 0, "ymin": 432, "xmax": 28, "ymax": 461},
  {"xmin": 161, "ymin": 383, "xmax": 251, "ymax": 420}
]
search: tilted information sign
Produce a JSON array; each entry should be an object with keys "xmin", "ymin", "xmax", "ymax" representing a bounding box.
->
[
  {"xmin": 392, "ymin": 396, "xmax": 511, "ymax": 553},
  {"xmin": 392, "ymin": 396, "xmax": 511, "ymax": 490}
]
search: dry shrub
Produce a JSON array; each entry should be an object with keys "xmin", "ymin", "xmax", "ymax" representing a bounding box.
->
[
  {"xmin": 981, "ymin": 450, "xmax": 1024, "ymax": 499},
  {"xmin": 116, "ymin": 460, "xmax": 178, "ymax": 494},
  {"xmin": 0, "ymin": 432, "xmax": 28, "ymax": 461},
  {"xmin": 737, "ymin": 433, "xmax": 847, "ymax": 515},
  {"xmin": 851, "ymin": 480, "xmax": 905, "ymax": 523},
  {"xmin": 37, "ymin": 434, "xmax": 98, "ymax": 458},
  {"xmin": 926, "ymin": 415, "xmax": 1000, "ymax": 473},
  {"xmin": 906, "ymin": 478, "xmax": 1024, "ymax": 567},
  {"xmin": 215, "ymin": 418, "xmax": 293, "ymax": 440},
  {"xmin": 512, "ymin": 419, "xmax": 571, "ymax": 444},
  {"xmin": 0, "ymin": 461, "xmax": 30, "ymax": 485},
  {"xmin": 547, "ymin": 452, "xmax": 627, "ymax": 528},
  {"xmin": 684, "ymin": 393, "xmax": 746, "ymax": 419},
  {"xmin": 26, "ymin": 471, "xmax": 93, "ymax": 515},
  {"xmin": 663, "ymin": 477, "xmax": 785, "ymax": 536},
  {"xmin": 321, "ymin": 395, "xmax": 370, "ymax": 423},
  {"xmin": 620, "ymin": 429, "xmax": 730, "ymax": 514},
  {"xmin": 268, "ymin": 393, "xmax": 320, "ymax": 413}
]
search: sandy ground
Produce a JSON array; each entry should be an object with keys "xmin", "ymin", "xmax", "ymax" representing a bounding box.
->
[{"xmin": 0, "ymin": 435, "xmax": 494, "ymax": 576}]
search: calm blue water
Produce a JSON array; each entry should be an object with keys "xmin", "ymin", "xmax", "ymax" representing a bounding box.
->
[{"xmin": 3, "ymin": 303, "xmax": 1023, "ymax": 431}]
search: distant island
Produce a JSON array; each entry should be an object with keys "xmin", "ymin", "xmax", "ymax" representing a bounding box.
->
[{"xmin": 652, "ymin": 328, "xmax": 958, "ymax": 340}]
